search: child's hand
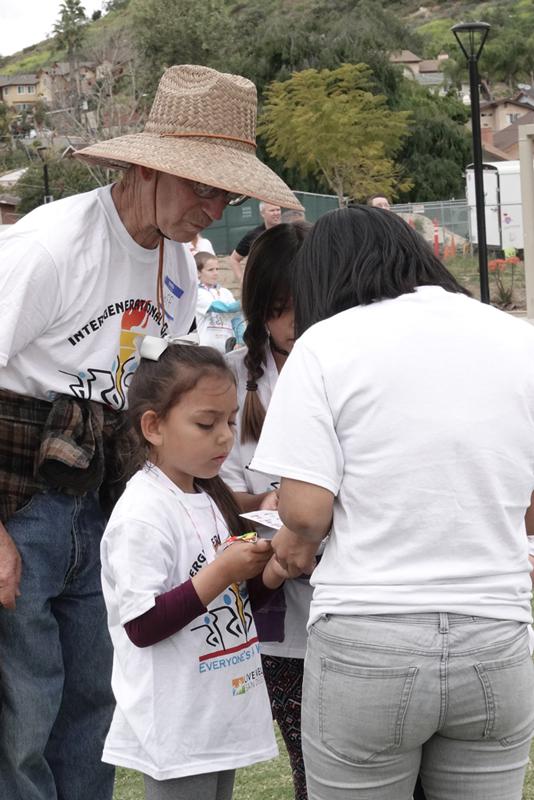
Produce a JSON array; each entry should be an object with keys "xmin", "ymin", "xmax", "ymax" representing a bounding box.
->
[
  {"xmin": 262, "ymin": 554, "xmax": 290, "ymax": 589},
  {"xmin": 219, "ymin": 539, "xmax": 273, "ymax": 584},
  {"xmin": 259, "ymin": 490, "xmax": 279, "ymax": 510}
]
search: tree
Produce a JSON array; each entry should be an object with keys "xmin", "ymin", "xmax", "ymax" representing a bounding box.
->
[
  {"xmin": 15, "ymin": 156, "xmax": 107, "ymax": 215},
  {"xmin": 85, "ymin": 26, "xmax": 143, "ymax": 139},
  {"xmin": 0, "ymin": 102, "xmax": 13, "ymax": 154},
  {"xmin": 31, "ymin": 100, "xmax": 49, "ymax": 129},
  {"xmin": 129, "ymin": 0, "xmax": 233, "ymax": 96},
  {"xmin": 258, "ymin": 63, "xmax": 411, "ymax": 206},
  {"xmin": 393, "ymin": 83, "xmax": 471, "ymax": 203},
  {"xmin": 53, "ymin": 0, "xmax": 87, "ymax": 113},
  {"xmin": 224, "ymin": 0, "xmax": 416, "ymax": 95}
]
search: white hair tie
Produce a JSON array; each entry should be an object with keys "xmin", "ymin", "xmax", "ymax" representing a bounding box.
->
[{"xmin": 140, "ymin": 332, "xmax": 200, "ymax": 361}]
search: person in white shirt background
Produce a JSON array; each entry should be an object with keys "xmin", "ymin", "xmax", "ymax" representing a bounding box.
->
[
  {"xmin": 100, "ymin": 337, "xmax": 278, "ymax": 800},
  {"xmin": 251, "ymin": 205, "xmax": 534, "ymax": 800},
  {"xmin": 189, "ymin": 232, "xmax": 215, "ymax": 257},
  {"xmin": 221, "ymin": 220, "xmax": 312, "ymax": 800},
  {"xmin": 195, "ymin": 252, "xmax": 242, "ymax": 352}
]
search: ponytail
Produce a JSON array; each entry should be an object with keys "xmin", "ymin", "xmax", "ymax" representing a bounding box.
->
[{"xmin": 241, "ymin": 319, "xmax": 268, "ymax": 443}]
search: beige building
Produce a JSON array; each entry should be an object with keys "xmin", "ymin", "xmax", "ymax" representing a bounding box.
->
[
  {"xmin": 480, "ymin": 98, "xmax": 531, "ymax": 133},
  {"xmin": 0, "ymin": 74, "xmax": 52, "ymax": 111},
  {"xmin": 389, "ymin": 50, "xmax": 448, "ymax": 89}
]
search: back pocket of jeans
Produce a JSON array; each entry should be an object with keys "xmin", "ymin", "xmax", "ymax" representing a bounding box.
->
[
  {"xmin": 319, "ymin": 656, "xmax": 419, "ymax": 764},
  {"xmin": 475, "ymin": 650, "xmax": 534, "ymax": 746}
]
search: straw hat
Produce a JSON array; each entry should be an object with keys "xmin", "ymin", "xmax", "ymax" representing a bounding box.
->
[{"xmin": 75, "ymin": 64, "xmax": 303, "ymax": 211}]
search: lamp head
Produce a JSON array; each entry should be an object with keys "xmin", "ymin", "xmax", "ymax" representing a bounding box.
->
[{"xmin": 451, "ymin": 21, "xmax": 491, "ymax": 61}]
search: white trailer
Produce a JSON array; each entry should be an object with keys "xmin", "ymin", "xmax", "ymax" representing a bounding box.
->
[{"xmin": 465, "ymin": 160, "xmax": 523, "ymax": 250}]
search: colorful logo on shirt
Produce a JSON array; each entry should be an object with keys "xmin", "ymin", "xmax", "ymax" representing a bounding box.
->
[
  {"xmin": 191, "ymin": 583, "xmax": 260, "ymax": 674},
  {"xmin": 62, "ymin": 297, "xmax": 174, "ymax": 408},
  {"xmin": 232, "ymin": 666, "xmax": 265, "ymax": 696}
]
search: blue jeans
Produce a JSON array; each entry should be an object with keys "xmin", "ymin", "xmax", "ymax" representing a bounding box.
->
[
  {"xmin": 0, "ymin": 490, "xmax": 115, "ymax": 800},
  {"xmin": 302, "ymin": 613, "xmax": 534, "ymax": 800}
]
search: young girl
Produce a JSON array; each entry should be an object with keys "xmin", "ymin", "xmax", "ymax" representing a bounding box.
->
[
  {"xmin": 195, "ymin": 252, "xmax": 242, "ymax": 352},
  {"xmin": 221, "ymin": 222, "xmax": 313, "ymax": 800},
  {"xmin": 100, "ymin": 337, "xmax": 278, "ymax": 800}
]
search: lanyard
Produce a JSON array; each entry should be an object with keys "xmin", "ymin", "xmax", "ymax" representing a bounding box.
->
[{"xmin": 146, "ymin": 464, "xmax": 227, "ymax": 560}]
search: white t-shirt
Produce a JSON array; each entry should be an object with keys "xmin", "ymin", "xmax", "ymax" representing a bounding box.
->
[
  {"xmin": 0, "ymin": 186, "xmax": 196, "ymax": 408},
  {"xmin": 189, "ymin": 235, "xmax": 215, "ymax": 257},
  {"xmin": 251, "ymin": 287, "xmax": 534, "ymax": 626},
  {"xmin": 101, "ymin": 466, "xmax": 277, "ymax": 780},
  {"xmin": 196, "ymin": 284, "xmax": 239, "ymax": 352},
  {"xmin": 222, "ymin": 347, "xmax": 313, "ymax": 658}
]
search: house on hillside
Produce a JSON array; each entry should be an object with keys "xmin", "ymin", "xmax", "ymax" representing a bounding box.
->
[
  {"xmin": 512, "ymin": 85, "xmax": 534, "ymax": 110},
  {"xmin": 0, "ymin": 73, "xmax": 53, "ymax": 110},
  {"xmin": 480, "ymin": 98, "xmax": 531, "ymax": 133},
  {"xmin": 389, "ymin": 50, "xmax": 448, "ymax": 89},
  {"xmin": 480, "ymin": 129, "xmax": 514, "ymax": 162},
  {"xmin": 42, "ymin": 62, "xmax": 97, "ymax": 108},
  {"xmin": 488, "ymin": 110, "xmax": 534, "ymax": 159},
  {"xmin": 0, "ymin": 193, "xmax": 20, "ymax": 224},
  {"xmin": 389, "ymin": 50, "xmax": 422, "ymax": 79}
]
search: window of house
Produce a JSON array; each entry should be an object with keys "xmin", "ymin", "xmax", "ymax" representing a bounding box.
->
[
  {"xmin": 17, "ymin": 86, "xmax": 25, "ymax": 94},
  {"xmin": 507, "ymin": 113, "xmax": 520, "ymax": 124},
  {"xmin": 27, "ymin": 85, "xmax": 35, "ymax": 94}
]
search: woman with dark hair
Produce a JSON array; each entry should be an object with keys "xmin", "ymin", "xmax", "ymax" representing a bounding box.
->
[
  {"xmin": 251, "ymin": 205, "xmax": 534, "ymax": 800},
  {"xmin": 221, "ymin": 221, "xmax": 312, "ymax": 800}
]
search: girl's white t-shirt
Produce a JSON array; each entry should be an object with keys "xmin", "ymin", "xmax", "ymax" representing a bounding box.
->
[
  {"xmin": 100, "ymin": 466, "xmax": 277, "ymax": 780},
  {"xmin": 251, "ymin": 287, "xmax": 534, "ymax": 627},
  {"xmin": 221, "ymin": 347, "xmax": 313, "ymax": 658},
  {"xmin": 0, "ymin": 186, "xmax": 196, "ymax": 408},
  {"xmin": 196, "ymin": 284, "xmax": 238, "ymax": 352}
]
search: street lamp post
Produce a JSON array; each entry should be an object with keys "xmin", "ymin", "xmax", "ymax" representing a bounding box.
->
[
  {"xmin": 451, "ymin": 21, "xmax": 491, "ymax": 304},
  {"xmin": 36, "ymin": 145, "xmax": 53, "ymax": 205}
]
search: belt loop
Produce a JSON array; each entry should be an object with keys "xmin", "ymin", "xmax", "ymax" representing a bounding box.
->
[{"xmin": 439, "ymin": 612, "xmax": 449, "ymax": 634}]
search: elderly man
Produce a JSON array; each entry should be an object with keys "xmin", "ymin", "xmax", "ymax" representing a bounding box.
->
[
  {"xmin": 0, "ymin": 64, "xmax": 301, "ymax": 800},
  {"xmin": 229, "ymin": 200, "xmax": 282, "ymax": 281}
]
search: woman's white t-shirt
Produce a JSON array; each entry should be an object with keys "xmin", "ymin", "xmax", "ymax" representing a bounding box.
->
[
  {"xmin": 222, "ymin": 347, "xmax": 313, "ymax": 658},
  {"xmin": 100, "ymin": 466, "xmax": 277, "ymax": 780},
  {"xmin": 196, "ymin": 284, "xmax": 239, "ymax": 352},
  {"xmin": 251, "ymin": 287, "xmax": 534, "ymax": 627}
]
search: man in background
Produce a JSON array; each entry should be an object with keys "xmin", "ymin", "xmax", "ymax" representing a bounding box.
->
[
  {"xmin": 229, "ymin": 201, "xmax": 281, "ymax": 281},
  {"xmin": 367, "ymin": 193, "xmax": 391, "ymax": 210}
]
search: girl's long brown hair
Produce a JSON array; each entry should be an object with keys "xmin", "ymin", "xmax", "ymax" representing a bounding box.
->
[
  {"xmin": 241, "ymin": 221, "xmax": 311, "ymax": 443},
  {"xmin": 125, "ymin": 343, "xmax": 249, "ymax": 536}
]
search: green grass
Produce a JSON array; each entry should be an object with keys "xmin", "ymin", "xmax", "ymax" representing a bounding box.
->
[
  {"xmin": 112, "ymin": 724, "xmax": 293, "ymax": 800},
  {"xmin": 112, "ymin": 723, "xmax": 534, "ymax": 799}
]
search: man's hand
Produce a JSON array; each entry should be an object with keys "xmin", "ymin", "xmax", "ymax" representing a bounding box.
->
[
  {"xmin": 271, "ymin": 525, "xmax": 318, "ymax": 578},
  {"xmin": 0, "ymin": 523, "xmax": 21, "ymax": 609}
]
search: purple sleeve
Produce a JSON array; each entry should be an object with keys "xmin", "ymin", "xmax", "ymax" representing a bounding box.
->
[
  {"xmin": 247, "ymin": 574, "xmax": 283, "ymax": 610},
  {"xmin": 124, "ymin": 579, "xmax": 206, "ymax": 648}
]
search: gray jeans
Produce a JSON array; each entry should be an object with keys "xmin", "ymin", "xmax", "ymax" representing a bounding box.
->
[
  {"xmin": 143, "ymin": 770, "xmax": 235, "ymax": 800},
  {"xmin": 302, "ymin": 613, "xmax": 534, "ymax": 800}
]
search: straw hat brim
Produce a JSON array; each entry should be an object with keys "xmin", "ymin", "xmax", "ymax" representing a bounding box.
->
[{"xmin": 75, "ymin": 132, "xmax": 303, "ymax": 211}]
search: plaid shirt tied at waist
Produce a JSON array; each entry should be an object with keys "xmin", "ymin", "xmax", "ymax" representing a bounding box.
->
[{"xmin": 0, "ymin": 388, "xmax": 131, "ymax": 522}]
